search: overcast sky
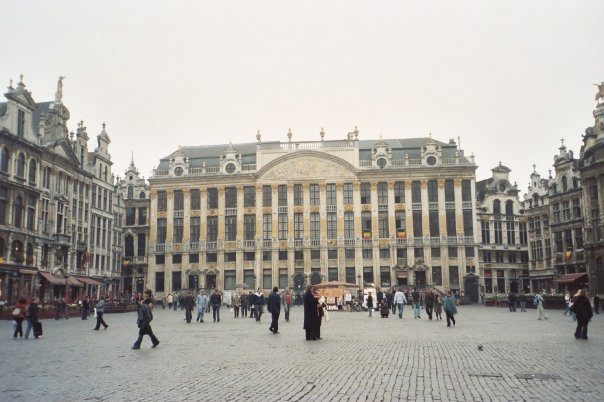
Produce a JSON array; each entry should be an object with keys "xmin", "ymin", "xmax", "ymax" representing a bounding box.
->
[{"xmin": 2, "ymin": 0, "xmax": 603, "ymax": 194}]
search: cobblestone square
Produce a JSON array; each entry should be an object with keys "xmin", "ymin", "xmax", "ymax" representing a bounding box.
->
[{"xmin": 1, "ymin": 305, "xmax": 603, "ymax": 401}]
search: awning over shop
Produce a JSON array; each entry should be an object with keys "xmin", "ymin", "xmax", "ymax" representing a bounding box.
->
[
  {"xmin": 39, "ymin": 271, "xmax": 65, "ymax": 285},
  {"xmin": 19, "ymin": 269, "xmax": 37, "ymax": 275},
  {"xmin": 554, "ymin": 273, "xmax": 588, "ymax": 284},
  {"xmin": 75, "ymin": 276, "xmax": 103, "ymax": 286},
  {"xmin": 67, "ymin": 276, "xmax": 84, "ymax": 287}
]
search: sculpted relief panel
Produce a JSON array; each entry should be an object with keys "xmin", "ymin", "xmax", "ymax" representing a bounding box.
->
[{"xmin": 260, "ymin": 156, "xmax": 356, "ymax": 181}]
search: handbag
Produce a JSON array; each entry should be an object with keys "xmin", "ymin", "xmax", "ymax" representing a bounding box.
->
[
  {"xmin": 12, "ymin": 307, "xmax": 21, "ymax": 317},
  {"xmin": 93, "ymin": 308, "xmax": 98, "ymax": 318}
]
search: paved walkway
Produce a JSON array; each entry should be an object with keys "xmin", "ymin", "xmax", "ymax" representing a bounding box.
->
[{"xmin": 1, "ymin": 305, "xmax": 603, "ymax": 401}]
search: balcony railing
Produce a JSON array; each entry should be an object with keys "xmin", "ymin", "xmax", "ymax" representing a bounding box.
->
[
  {"xmin": 462, "ymin": 201, "xmax": 472, "ymax": 210},
  {"xmin": 173, "ymin": 210, "xmax": 184, "ymax": 218},
  {"xmin": 445, "ymin": 202, "xmax": 455, "ymax": 210},
  {"xmin": 225, "ymin": 208, "xmax": 237, "ymax": 216}
]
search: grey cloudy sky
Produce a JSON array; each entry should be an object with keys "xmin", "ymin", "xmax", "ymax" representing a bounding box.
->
[{"xmin": 2, "ymin": 0, "xmax": 603, "ymax": 193}]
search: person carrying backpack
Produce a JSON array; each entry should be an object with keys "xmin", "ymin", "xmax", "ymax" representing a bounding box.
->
[
  {"xmin": 132, "ymin": 289, "xmax": 159, "ymax": 349},
  {"xmin": 534, "ymin": 292, "xmax": 548, "ymax": 320}
]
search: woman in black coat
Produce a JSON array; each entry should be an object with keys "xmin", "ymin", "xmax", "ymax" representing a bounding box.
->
[
  {"xmin": 571, "ymin": 289, "xmax": 593, "ymax": 340},
  {"xmin": 303, "ymin": 286, "xmax": 320, "ymax": 341}
]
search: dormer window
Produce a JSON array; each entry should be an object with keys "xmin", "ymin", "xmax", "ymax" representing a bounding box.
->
[
  {"xmin": 426, "ymin": 156, "xmax": 437, "ymax": 166},
  {"xmin": 174, "ymin": 167, "xmax": 183, "ymax": 177},
  {"xmin": 17, "ymin": 109, "xmax": 25, "ymax": 137},
  {"xmin": 225, "ymin": 162, "xmax": 236, "ymax": 174}
]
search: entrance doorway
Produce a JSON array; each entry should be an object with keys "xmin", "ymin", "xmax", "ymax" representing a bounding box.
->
[
  {"xmin": 206, "ymin": 274, "xmax": 216, "ymax": 289},
  {"xmin": 510, "ymin": 280, "xmax": 519, "ymax": 294},
  {"xmin": 189, "ymin": 275, "xmax": 199, "ymax": 290},
  {"xmin": 414, "ymin": 271, "xmax": 426, "ymax": 289},
  {"xmin": 464, "ymin": 274, "xmax": 479, "ymax": 303}
]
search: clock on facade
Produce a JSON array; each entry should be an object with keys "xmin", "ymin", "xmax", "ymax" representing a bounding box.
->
[
  {"xmin": 225, "ymin": 162, "xmax": 236, "ymax": 174},
  {"xmin": 426, "ymin": 156, "xmax": 437, "ymax": 166},
  {"xmin": 376, "ymin": 157, "xmax": 387, "ymax": 169}
]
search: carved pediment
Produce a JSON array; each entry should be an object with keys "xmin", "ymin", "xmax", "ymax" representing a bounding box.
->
[{"xmin": 259, "ymin": 154, "xmax": 356, "ymax": 180}]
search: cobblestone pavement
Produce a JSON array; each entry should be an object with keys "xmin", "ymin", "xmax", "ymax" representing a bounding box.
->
[{"xmin": 1, "ymin": 305, "xmax": 603, "ymax": 401}]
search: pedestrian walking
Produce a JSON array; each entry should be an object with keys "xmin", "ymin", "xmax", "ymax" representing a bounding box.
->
[
  {"xmin": 24, "ymin": 297, "xmax": 40, "ymax": 339},
  {"xmin": 570, "ymin": 289, "xmax": 593, "ymax": 340},
  {"xmin": 255, "ymin": 288, "xmax": 265, "ymax": 322},
  {"xmin": 167, "ymin": 293, "xmax": 173, "ymax": 310},
  {"xmin": 380, "ymin": 299, "xmax": 389, "ymax": 318},
  {"xmin": 283, "ymin": 287, "xmax": 293, "ymax": 322},
  {"xmin": 411, "ymin": 287, "xmax": 422, "ymax": 319},
  {"xmin": 60, "ymin": 297, "xmax": 68, "ymax": 319},
  {"xmin": 81, "ymin": 296, "xmax": 90, "ymax": 320},
  {"xmin": 248, "ymin": 291, "xmax": 256, "ymax": 319},
  {"xmin": 388, "ymin": 289, "xmax": 396, "ymax": 315},
  {"xmin": 393, "ymin": 288, "xmax": 407, "ymax": 318},
  {"xmin": 534, "ymin": 293, "xmax": 548, "ymax": 320},
  {"xmin": 183, "ymin": 291, "xmax": 195, "ymax": 323},
  {"xmin": 443, "ymin": 291, "xmax": 457, "ymax": 327},
  {"xmin": 93, "ymin": 296, "xmax": 109, "ymax": 330},
  {"xmin": 233, "ymin": 292, "xmax": 241, "ymax": 318},
  {"xmin": 54, "ymin": 297, "xmax": 61, "ymax": 320},
  {"xmin": 132, "ymin": 290, "xmax": 160, "ymax": 349},
  {"xmin": 267, "ymin": 287, "xmax": 281, "ymax": 334},
  {"xmin": 195, "ymin": 289, "xmax": 209, "ymax": 322},
  {"xmin": 179, "ymin": 294, "xmax": 184, "ymax": 310},
  {"xmin": 12, "ymin": 297, "xmax": 27, "ymax": 338},
  {"xmin": 210, "ymin": 289, "xmax": 222, "ymax": 322},
  {"xmin": 376, "ymin": 288, "xmax": 384, "ymax": 310},
  {"xmin": 594, "ymin": 294, "xmax": 600, "ymax": 314},
  {"xmin": 519, "ymin": 292, "xmax": 527, "ymax": 312},
  {"xmin": 240, "ymin": 291, "xmax": 248, "ymax": 318},
  {"xmin": 366, "ymin": 293, "xmax": 374, "ymax": 317},
  {"xmin": 569, "ymin": 294, "xmax": 577, "ymax": 322},
  {"xmin": 434, "ymin": 293, "xmax": 443, "ymax": 320},
  {"xmin": 303, "ymin": 286, "xmax": 320, "ymax": 341},
  {"xmin": 425, "ymin": 289, "xmax": 435, "ymax": 320},
  {"xmin": 563, "ymin": 291, "xmax": 571, "ymax": 316}
]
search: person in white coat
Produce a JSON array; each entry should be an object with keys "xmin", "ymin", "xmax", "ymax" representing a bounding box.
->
[{"xmin": 393, "ymin": 288, "xmax": 408, "ymax": 318}]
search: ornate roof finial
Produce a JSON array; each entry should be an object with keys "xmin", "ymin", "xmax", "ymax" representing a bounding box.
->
[
  {"xmin": 354, "ymin": 126, "xmax": 359, "ymax": 139},
  {"xmin": 560, "ymin": 138, "xmax": 565, "ymax": 146},
  {"xmin": 429, "ymin": 131, "xmax": 432, "ymax": 139},
  {"xmin": 19, "ymin": 74, "xmax": 23, "ymax": 83},
  {"xmin": 131, "ymin": 151, "xmax": 134, "ymax": 165},
  {"xmin": 256, "ymin": 129, "xmax": 261, "ymax": 142},
  {"xmin": 532, "ymin": 164, "xmax": 536, "ymax": 172},
  {"xmin": 8, "ymin": 79, "xmax": 13, "ymax": 90},
  {"xmin": 287, "ymin": 128, "xmax": 292, "ymax": 142},
  {"xmin": 55, "ymin": 76, "xmax": 65, "ymax": 103},
  {"xmin": 548, "ymin": 169, "xmax": 552, "ymax": 178},
  {"xmin": 320, "ymin": 127, "xmax": 325, "ymax": 141}
]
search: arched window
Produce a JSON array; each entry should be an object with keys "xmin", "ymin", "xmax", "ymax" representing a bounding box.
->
[
  {"xmin": 532, "ymin": 194, "xmax": 539, "ymax": 207},
  {"xmin": 505, "ymin": 200, "xmax": 514, "ymax": 216},
  {"xmin": 127, "ymin": 186, "xmax": 133, "ymax": 200},
  {"xmin": 16, "ymin": 153, "xmax": 25, "ymax": 178},
  {"xmin": 28, "ymin": 159, "xmax": 37, "ymax": 184},
  {"xmin": 562, "ymin": 176, "xmax": 568, "ymax": 192},
  {"xmin": 26, "ymin": 242, "xmax": 34, "ymax": 265},
  {"xmin": 125, "ymin": 234, "xmax": 134, "ymax": 257},
  {"xmin": 0, "ymin": 147, "xmax": 9, "ymax": 172},
  {"xmin": 10, "ymin": 240, "xmax": 23, "ymax": 263},
  {"xmin": 493, "ymin": 199, "xmax": 501, "ymax": 217},
  {"xmin": 139, "ymin": 191, "xmax": 145, "ymax": 199},
  {"xmin": 572, "ymin": 177, "xmax": 578, "ymax": 189},
  {"xmin": 13, "ymin": 195, "xmax": 23, "ymax": 228}
]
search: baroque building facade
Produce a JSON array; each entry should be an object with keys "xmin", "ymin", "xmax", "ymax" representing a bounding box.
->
[
  {"xmin": 0, "ymin": 76, "xmax": 120, "ymax": 303},
  {"xmin": 115, "ymin": 157, "xmax": 150, "ymax": 296},
  {"xmin": 579, "ymin": 84, "xmax": 604, "ymax": 296},
  {"xmin": 476, "ymin": 163, "xmax": 529, "ymax": 295},
  {"xmin": 147, "ymin": 131, "xmax": 480, "ymax": 300}
]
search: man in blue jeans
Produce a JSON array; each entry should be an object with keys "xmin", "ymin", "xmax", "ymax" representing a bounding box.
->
[
  {"xmin": 411, "ymin": 287, "xmax": 422, "ymax": 319},
  {"xmin": 393, "ymin": 287, "xmax": 407, "ymax": 318}
]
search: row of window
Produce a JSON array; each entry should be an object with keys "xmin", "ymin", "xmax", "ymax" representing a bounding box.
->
[
  {"xmin": 551, "ymin": 199, "xmax": 582, "ymax": 223},
  {"xmin": 0, "ymin": 187, "xmax": 36, "ymax": 230},
  {"xmin": 480, "ymin": 221, "xmax": 528, "ymax": 245},
  {"xmin": 125, "ymin": 207, "xmax": 147, "ymax": 226},
  {"xmin": 156, "ymin": 180, "xmax": 474, "ymax": 212},
  {"xmin": 482, "ymin": 251, "xmax": 529, "ymax": 263}
]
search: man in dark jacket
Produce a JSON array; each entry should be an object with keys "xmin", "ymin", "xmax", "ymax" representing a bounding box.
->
[
  {"xmin": 132, "ymin": 290, "xmax": 160, "ymax": 349},
  {"xmin": 376, "ymin": 288, "xmax": 384, "ymax": 312},
  {"xmin": 303, "ymin": 286, "xmax": 320, "ymax": 340},
  {"xmin": 571, "ymin": 289, "xmax": 593, "ymax": 340},
  {"xmin": 210, "ymin": 289, "xmax": 222, "ymax": 322},
  {"xmin": 183, "ymin": 291, "xmax": 195, "ymax": 323},
  {"xmin": 424, "ymin": 290, "xmax": 435, "ymax": 320},
  {"xmin": 267, "ymin": 286, "xmax": 281, "ymax": 334},
  {"xmin": 81, "ymin": 296, "xmax": 90, "ymax": 320}
]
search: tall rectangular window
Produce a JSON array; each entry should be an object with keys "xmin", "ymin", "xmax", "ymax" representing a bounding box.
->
[
  {"xmin": 294, "ymin": 213, "xmax": 303, "ymax": 239},
  {"xmin": 327, "ymin": 212, "xmax": 337, "ymax": 239},
  {"xmin": 126, "ymin": 207, "xmax": 135, "ymax": 226},
  {"xmin": 326, "ymin": 183, "xmax": 336, "ymax": 205},
  {"xmin": 432, "ymin": 266, "xmax": 442, "ymax": 286},
  {"xmin": 411, "ymin": 181, "xmax": 421, "ymax": 203},
  {"xmin": 225, "ymin": 187, "xmax": 237, "ymax": 208},
  {"xmin": 190, "ymin": 217, "xmax": 200, "ymax": 242},
  {"xmin": 481, "ymin": 221, "xmax": 490, "ymax": 243},
  {"xmin": 396, "ymin": 211, "xmax": 406, "ymax": 238},
  {"xmin": 278, "ymin": 213, "xmax": 287, "ymax": 240},
  {"xmin": 138, "ymin": 207, "xmax": 147, "ymax": 225},
  {"xmin": 26, "ymin": 195, "xmax": 35, "ymax": 230},
  {"xmin": 360, "ymin": 182, "xmax": 371, "ymax": 204},
  {"xmin": 428, "ymin": 180, "xmax": 438, "ymax": 202},
  {"xmin": 343, "ymin": 183, "xmax": 353, "ymax": 204},
  {"xmin": 262, "ymin": 214, "xmax": 272, "ymax": 240},
  {"xmin": 244, "ymin": 215, "xmax": 255, "ymax": 240},
  {"xmin": 224, "ymin": 271, "xmax": 236, "ymax": 290},
  {"xmin": 225, "ymin": 216, "xmax": 237, "ymax": 241},
  {"xmin": 244, "ymin": 186, "xmax": 255, "ymax": 207},
  {"xmin": 278, "ymin": 185, "xmax": 287, "ymax": 207},
  {"xmin": 157, "ymin": 218, "xmax": 167, "ymax": 243},
  {"xmin": 361, "ymin": 211, "xmax": 372, "ymax": 238},
  {"xmin": 346, "ymin": 267, "xmax": 356, "ymax": 284},
  {"xmin": 394, "ymin": 181, "xmax": 405, "ymax": 203},
  {"xmin": 263, "ymin": 269, "xmax": 272, "ymax": 290},
  {"xmin": 506, "ymin": 222, "xmax": 515, "ymax": 245},
  {"xmin": 155, "ymin": 272, "xmax": 164, "ymax": 293},
  {"xmin": 173, "ymin": 217, "xmax": 183, "ymax": 243},
  {"xmin": 207, "ymin": 216, "xmax": 218, "ymax": 242},
  {"xmin": 377, "ymin": 182, "xmax": 388, "ymax": 204},
  {"xmin": 17, "ymin": 109, "xmax": 25, "ymax": 136},
  {"xmin": 263, "ymin": 185, "xmax": 272, "ymax": 207},
  {"xmin": 461, "ymin": 180, "xmax": 472, "ymax": 201},
  {"xmin": 413, "ymin": 210, "xmax": 422, "ymax": 237},
  {"xmin": 309, "ymin": 184, "xmax": 320, "ymax": 205},
  {"xmin": 310, "ymin": 212, "xmax": 320, "ymax": 239},
  {"xmin": 449, "ymin": 266, "xmax": 459, "ymax": 287},
  {"xmin": 429, "ymin": 211, "xmax": 439, "ymax": 237},
  {"xmin": 519, "ymin": 222, "xmax": 527, "ymax": 245},
  {"xmin": 173, "ymin": 190, "xmax": 184, "ymax": 211},
  {"xmin": 328, "ymin": 267, "xmax": 338, "ymax": 282},
  {"xmin": 190, "ymin": 189, "xmax": 200, "ymax": 210},
  {"xmin": 463, "ymin": 210, "xmax": 473, "ymax": 237},
  {"xmin": 378, "ymin": 211, "xmax": 389, "ymax": 238},
  {"xmin": 172, "ymin": 271, "xmax": 182, "ymax": 290},
  {"xmin": 157, "ymin": 191, "xmax": 167, "ymax": 212},
  {"xmin": 444, "ymin": 180, "xmax": 455, "ymax": 202},
  {"xmin": 137, "ymin": 234, "xmax": 146, "ymax": 256},
  {"xmin": 494, "ymin": 221, "xmax": 502, "ymax": 244},
  {"xmin": 294, "ymin": 184, "xmax": 303, "ymax": 206},
  {"xmin": 207, "ymin": 187, "xmax": 218, "ymax": 209},
  {"xmin": 344, "ymin": 212, "xmax": 354, "ymax": 239}
]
